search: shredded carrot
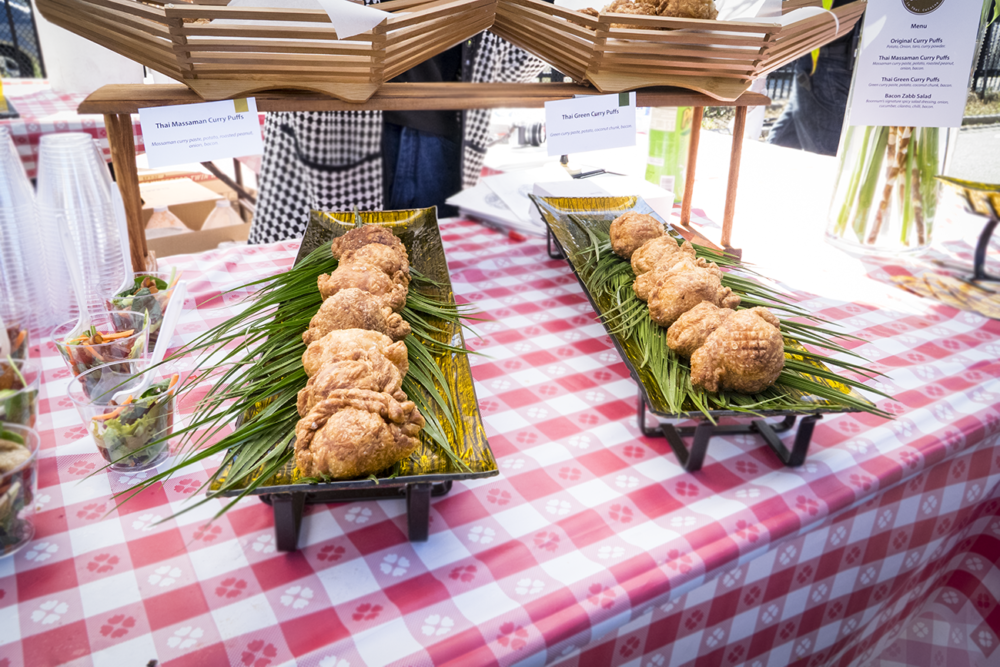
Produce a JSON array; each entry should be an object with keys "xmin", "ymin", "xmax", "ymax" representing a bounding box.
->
[
  {"xmin": 99, "ymin": 329, "xmax": 135, "ymax": 341},
  {"xmin": 13, "ymin": 330, "xmax": 26, "ymax": 349},
  {"xmin": 166, "ymin": 374, "xmax": 179, "ymax": 392},
  {"xmin": 92, "ymin": 395, "xmax": 133, "ymax": 422}
]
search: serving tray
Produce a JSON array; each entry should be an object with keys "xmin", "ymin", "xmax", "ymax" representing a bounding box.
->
[
  {"xmin": 533, "ymin": 195, "xmax": 877, "ymax": 471},
  {"xmin": 213, "ymin": 208, "xmax": 497, "ymax": 549},
  {"xmin": 492, "ymin": 0, "xmax": 865, "ymax": 101}
]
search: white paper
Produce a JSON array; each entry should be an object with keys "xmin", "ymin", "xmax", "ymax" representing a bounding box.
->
[
  {"xmin": 316, "ymin": 0, "xmax": 387, "ymax": 39},
  {"xmin": 140, "ymin": 98, "xmax": 264, "ymax": 169},
  {"xmin": 716, "ymin": 0, "xmax": 781, "ymax": 21},
  {"xmin": 446, "ymin": 183, "xmax": 546, "ymax": 236},
  {"xmin": 848, "ymin": 0, "xmax": 983, "ymax": 128},
  {"xmin": 481, "ymin": 165, "xmax": 572, "ymax": 222},
  {"xmin": 224, "ymin": 0, "xmax": 386, "ymax": 40},
  {"xmin": 545, "ymin": 92, "xmax": 637, "ymax": 156}
]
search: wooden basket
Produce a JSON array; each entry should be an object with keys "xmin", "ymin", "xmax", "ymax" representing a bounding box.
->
[
  {"xmin": 35, "ymin": 0, "xmax": 497, "ymax": 103},
  {"xmin": 492, "ymin": 0, "xmax": 864, "ymax": 101}
]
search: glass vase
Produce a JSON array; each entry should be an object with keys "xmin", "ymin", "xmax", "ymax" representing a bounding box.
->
[{"xmin": 826, "ymin": 126, "xmax": 949, "ymax": 255}]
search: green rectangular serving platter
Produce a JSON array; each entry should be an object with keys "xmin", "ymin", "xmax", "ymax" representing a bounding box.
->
[
  {"xmin": 532, "ymin": 195, "xmax": 876, "ymax": 420},
  {"xmin": 213, "ymin": 208, "xmax": 497, "ymax": 496}
]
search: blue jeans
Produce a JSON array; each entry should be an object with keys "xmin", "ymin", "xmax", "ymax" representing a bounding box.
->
[
  {"xmin": 768, "ymin": 50, "xmax": 853, "ymax": 157},
  {"xmin": 382, "ymin": 122, "xmax": 462, "ymax": 216}
]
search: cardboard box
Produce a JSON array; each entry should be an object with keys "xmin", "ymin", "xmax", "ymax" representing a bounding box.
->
[
  {"xmin": 146, "ymin": 222, "xmax": 251, "ymax": 257},
  {"xmin": 140, "ymin": 178, "xmax": 222, "ymax": 231},
  {"xmin": 139, "ymin": 177, "xmax": 251, "ymax": 257}
]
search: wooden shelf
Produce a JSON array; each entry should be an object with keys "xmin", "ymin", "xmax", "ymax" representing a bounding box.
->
[
  {"xmin": 82, "ymin": 82, "xmax": 769, "ymax": 270},
  {"xmin": 78, "ymin": 82, "xmax": 770, "ymax": 115}
]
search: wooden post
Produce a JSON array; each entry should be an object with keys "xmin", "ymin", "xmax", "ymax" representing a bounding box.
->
[
  {"xmin": 680, "ymin": 106, "xmax": 703, "ymax": 227},
  {"xmin": 721, "ymin": 106, "xmax": 747, "ymax": 253},
  {"xmin": 104, "ymin": 113, "xmax": 148, "ymax": 271}
]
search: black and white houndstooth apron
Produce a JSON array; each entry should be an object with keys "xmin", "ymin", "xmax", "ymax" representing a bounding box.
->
[{"xmin": 249, "ymin": 32, "xmax": 545, "ymax": 244}]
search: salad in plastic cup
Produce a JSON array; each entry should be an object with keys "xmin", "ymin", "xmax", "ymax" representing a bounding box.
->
[
  {"xmin": 53, "ymin": 310, "xmax": 150, "ymax": 378},
  {"xmin": 0, "ymin": 359, "xmax": 40, "ymax": 428},
  {"xmin": 0, "ymin": 424, "xmax": 39, "ymax": 558},
  {"xmin": 68, "ymin": 364, "xmax": 176, "ymax": 471},
  {"xmin": 106, "ymin": 271, "xmax": 179, "ymax": 347},
  {"xmin": 4, "ymin": 323, "xmax": 28, "ymax": 361}
]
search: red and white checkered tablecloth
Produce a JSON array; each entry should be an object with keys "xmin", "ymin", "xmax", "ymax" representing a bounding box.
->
[
  {"xmin": 1, "ymin": 219, "xmax": 999, "ymax": 667},
  {"xmin": 0, "ymin": 79, "xmax": 266, "ymax": 179}
]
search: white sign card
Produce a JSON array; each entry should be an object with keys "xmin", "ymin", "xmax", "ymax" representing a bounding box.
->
[
  {"xmin": 140, "ymin": 98, "xmax": 265, "ymax": 168},
  {"xmin": 848, "ymin": 0, "xmax": 983, "ymax": 127},
  {"xmin": 545, "ymin": 92, "xmax": 637, "ymax": 156}
]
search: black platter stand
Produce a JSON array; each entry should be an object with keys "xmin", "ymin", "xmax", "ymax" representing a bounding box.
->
[
  {"xmin": 546, "ymin": 225, "xmax": 833, "ymax": 473},
  {"xmin": 253, "ymin": 478, "xmax": 455, "ymax": 551},
  {"xmin": 220, "ymin": 474, "xmax": 471, "ymax": 552}
]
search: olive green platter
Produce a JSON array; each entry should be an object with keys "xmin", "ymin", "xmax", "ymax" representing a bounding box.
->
[
  {"xmin": 532, "ymin": 195, "xmax": 878, "ymax": 472},
  {"xmin": 212, "ymin": 208, "xmax": 497, "ymax": 549}
]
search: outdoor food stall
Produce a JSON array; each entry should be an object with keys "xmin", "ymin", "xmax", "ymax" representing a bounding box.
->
[{"xmin": 0, "ymin": 0, "xmax": 998, "ymax": 666}]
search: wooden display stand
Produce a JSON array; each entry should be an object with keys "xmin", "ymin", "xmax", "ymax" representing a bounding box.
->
[{"xmin": 78, "ymin": 82, "xmax": 769, "ymax": 270}]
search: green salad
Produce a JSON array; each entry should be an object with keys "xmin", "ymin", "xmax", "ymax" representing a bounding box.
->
[
  {"xmin": 91, "ymin": 375, "xmax": 176, "ymax": 469},
  {"xmin": 0, "ymin": 429, "xmax": 33, "ymax": 555},
  {"xmin": 108, "ymin": 273, "xmax": 176, "ymax": 346},
  {"xmin": 0, "ymin": 360, "xmax": 37, "ymax": 428}
]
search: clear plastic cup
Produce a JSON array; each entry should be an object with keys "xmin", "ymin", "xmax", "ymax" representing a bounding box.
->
[
  {"xmin": 0, "ymin": 423, "xmax": 40, "ymax": 558},
  {"xmin": 53, "ymin": 310, "xmax": 150, "ymax": 378},
  {"xmin": 0, "ymin": 359, "xmax": 40, "ymax": 428},
  {"xmin": 105, "ymin": 272, "xmax": 175, "ymax": 348},
  {"xmin": 67, "ymin": 364, "xmax": 174, "ymax": 471},
  {"xmin": 36, "ymin": 133, "xmax": 125, "ymax": 320},
  {"xmin": 0, "ymin": 127, "xmax": 49, "ymax": 336},
  {"xmin": 1, "ymin": 299, "xmax": 30, "ymax": 360}
]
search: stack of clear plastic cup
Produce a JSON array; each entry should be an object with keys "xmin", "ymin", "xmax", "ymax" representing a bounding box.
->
[
  {"xmin": 35, "ymin": 133, "xmax": 126, "ymax": 321},
  {"xmin": 0, "ymin": 299, "xmax": 30, "ymax": 360},
  {"xmin": 0, "ymin": 127, "xmax": 49, "ymax": 337}
]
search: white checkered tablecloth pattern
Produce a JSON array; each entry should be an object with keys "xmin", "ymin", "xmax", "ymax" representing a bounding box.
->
[
  {"xmin": 1, "ymin": 221, "xmax": 999, "ymax": 667},
  {"xmin": 0, "ymin": 79, "xmax": 266, "ymax": 178}
]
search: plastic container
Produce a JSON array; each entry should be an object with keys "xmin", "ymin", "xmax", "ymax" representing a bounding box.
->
[
  {"xmin": 644, "ymin": 107, "xmax": 692, "ymax": 202},
  {"xmin": 36, "ymin": 133, "xmax": 125, "ymax": 319},
  {"xmin": 0, "ymin": 423, "xmax": 40, "ymax": 558},
  {"xmin": 106, "ymin": 272, "xmax": 177, "ymax": 347},
  {"xmin": 202, "ymin": 199, "xmax": 243, "ymax": 229},
  {"xmin": 0, "ymin": 359, "xmax": 40, "ymax": 428},
  {"xmin": 0, "ymin": 128, "xmax": 50, "ymax": 336},
  {"xmin": 67, "ymin": 364, "xmax": 174, "ymax": 471},
  {"xmin": 53, "ymin": 310, "xmax": 150, "ymax": 378},
  {"xmin": 1, "ymin": 299, "xmax": 30, "ymax": 360},
  {"xmin": 146, "ymin": 206, "xmax": 188, "ymax": 238}
]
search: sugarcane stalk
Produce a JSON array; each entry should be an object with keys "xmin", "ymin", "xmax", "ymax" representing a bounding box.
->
[
  {"xmin": 901, "ymin": 134, "xmax": 915, "ymax": 244},
  {"xmin": 851, "ymin": 127, "xmax": 889, "ymax": 242},
  {"xmin": 866, "ymin": 126, "xmax": 900, "ymax": 244}
]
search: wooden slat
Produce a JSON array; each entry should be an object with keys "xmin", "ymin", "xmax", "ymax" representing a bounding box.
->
[
  {"xmin": 495, "ymin": 1, "xmax": 597, "ymax": 43},
  {"xmin": 181, "ymin": 52, "xmax": 378, "ymax": 67},
  {"xmin": 595, "ymin": 61, "xmax": 754, "ymax": 80},
  {"xmin": 593, "ymin": 55, "xmax": 757, "ymax": 74},
  {"xmin": 494, "ymin": 11, "xmax": 594, "ymax": 63},
  {"xmin": 42, "ymin": 0, "xmax": 173, "ymax": 38},
  {"xmin": 386, "ymin": 0, "xmax": 494, "ymax": 30},
  {"xmin": 598, "ymin": 12, "xmax": 778, "ymax": 34},
  {"xmin": 178, "ymin": 23, "xmax": 373, "ymax": 42},
  {"xmin": 79, "ymin": 82, "xmax": 770, "ymax": 114},
  {"xmin": 68, "ymin": 0, "xmax": 168, "ymax": 23},
  {"xmin": 598, "ymin": 28, "xmax": 773, "ymax": 48},
  {"xmin": 385, "ymin": 0, "xmax": 494, "ymax": 43},
  {"xmin": 491, "ymin": 25, "xmax": 588, "ymax": 80},
  {"xmin": 181, "ymin": 37, "xmax": 379, "ymax": 56},
  {"xmin": 597, "ymin": 40, "xmax": 766, "ymax": 61},
  {"xmin": 164, "ymin": 5, "xmax": 340, "ymax": 22},
  {"xmin": 498, "ymin": 0, "xmax": 600, "ymax": 29},
  {"xmin": 384, "ymin": 15, "xmax": 494, "ymax": 77}
]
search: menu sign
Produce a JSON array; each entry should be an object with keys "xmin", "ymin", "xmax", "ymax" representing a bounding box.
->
[{"xmin": 848, "ymin": 0, "xmax": 982, "ymax": 127}]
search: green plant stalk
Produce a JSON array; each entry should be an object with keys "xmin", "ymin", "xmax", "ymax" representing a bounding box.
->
[
  {"xmin": 835, "ymin": 126, "xmax": 872, "ymax": 236},
  {"xmin": 919, "ymin": 127, "xmax": 939, "ymax": 232},
  {"xmin": 852, "ymin": 127, "xmax": 889, "ymax": 242},
  {"xmin": 901, "ymin": 133, "xmax": 915, "ymax": 244}
]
